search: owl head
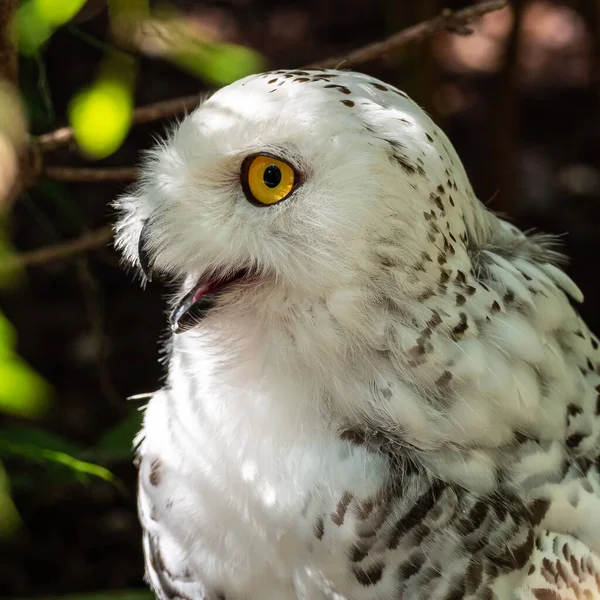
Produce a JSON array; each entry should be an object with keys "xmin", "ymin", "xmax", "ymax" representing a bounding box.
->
[{"xmin": 114, "ymin": 69, "xmax": 488, "ymax": 334}]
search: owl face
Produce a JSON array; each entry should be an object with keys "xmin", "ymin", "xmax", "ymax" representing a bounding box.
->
[{"xmin": 115, "ymin": 70, "xmax": 473, "ymax": 332}]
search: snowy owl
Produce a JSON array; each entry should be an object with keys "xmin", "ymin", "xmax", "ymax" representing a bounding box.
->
[{"xmin": 114, "ymin": 69, "xmax": 600, "ymax": 600}]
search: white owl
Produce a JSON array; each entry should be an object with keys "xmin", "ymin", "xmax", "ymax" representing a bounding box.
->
[{"xmin": 115, "ymin": 69, "xmax": 600, "ymax": 600}]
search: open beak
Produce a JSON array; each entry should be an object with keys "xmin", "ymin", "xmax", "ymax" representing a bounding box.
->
[
  {"xmin": 137, "ymin": 219, "xmax": 249, "ymax": 334},
  {"xmin": 169, "ymin": 271, "xmax": 248, "ymax": 334}
]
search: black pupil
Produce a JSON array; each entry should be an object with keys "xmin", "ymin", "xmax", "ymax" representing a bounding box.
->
[{"xmin": 263, "ymin": 165, "xmax": 282, "ymax": 188}]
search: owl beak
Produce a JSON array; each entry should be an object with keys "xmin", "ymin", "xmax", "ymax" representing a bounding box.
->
[
  {"xmin": 137, "ymin": 219, "xmax": 154, "ymax": 282},
  {"xmin": 169, "ymin": 286, "xmax": 216, "ymax": 334},
  {"xmin": 169, "ymin": 270, "xmax": 248, "ymax": 334}
]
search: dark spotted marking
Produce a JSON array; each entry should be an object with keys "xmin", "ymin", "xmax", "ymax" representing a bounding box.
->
[
  {"xmin": 398, "ymin": 550, "xmax": 426, "ymax": 581},
  {"xmin": 592, "ymin": 338, "xmax": 599, "ymax": 350},
  {"xmin": 314, "ymin": 515, "xmax": 325, "ymax": 540},
  {"xmin": 457, "ymin": 499, "xmax": 489, "ymax": 535},
  {"xmin": 436, "ymin": 371, "xmax": 453, "ymax": 387},
  {"xmin": 419, "ymin": 288, "xmax": 435, "ymax": 301},
  {"xmin": 323, "ymin": 84, "xmax": 351, "ymax": 94},
  {"xmin": 378, "ymin": 254, "xmax": 395, "ymax": 268},
  {"xmin": 341, "ymin": 100, "xmax": 355, "ymax": 107},
  {"xmin": 450, "ymin": 313, "xmax": 469, "ymax": 340},
  {"xmin": 430, "ymin": 193, "xmax": 445, "ymax": 212},
  {"xmin": 332, "ymin": 491, "xmax": 353, "ymax": 526},
  {"xmin": 448, "ymin": 195, "xmax": 455, "ymax": 207},
  {"xmin": 357, "ymin": 499, "xmax": 375, "ymax": 520},
  {"xmin": 390, "ymin": 151, "xmax": 419, "ymax": 175},
  {"xmin": 465, "ymin": 285, "xmax": 477, "ymax": 296},
  {"xmin": 349, "ymin": 543, "xmax": 369, "ymax": 562},
  {"xmin": 528, "ymin": 498, "xmax": 550, "ymax": 526},
  {"xmin": 370, "ymin": 82, "xmax": 389, "ymax": 91},
  {"xmin": 444, "ymin": 576, "xmax": 466, "ymax": 600},
  {"xmin": 425, "ymin": 133, "xmax": 434, "ymax": 143},
  {"xmin": 387, "ymin": 481, "xmax": 446, "ymax": 550},
  {"xmin": 149, "ymin": 458, "xmax": 162, "ymax": 486},
  {"xmin": 504, "ymin": 291, "xmax": 515, "ymax": 304},
  {"xmin": 353, "ymin": 562, "xmax": 384, "ymax": 586},
  {"xmin": 566, "ymin": 433, "xmax": 584, "ymax": 449},
  {"xmin": 267, "ymin": 78, "xmax": 277, "ymax": 84},
  {"xmin": 532, "ymin": 588, "xmax": 561, "ymax": 600},
  {"xmin": 339, "ymin": 429, "xmax": 367, "ymax": 446},
  {"xmin": 491, "ymin": 301, "xmax": 501, "ymax": 313},
  {"xmin": 490, "ymin": 528, "xmax": 535, "ymax": 573},
  {"xmin": 440, "ymin": 270, "xmax": 450, "ymax": 284},
  {"xmin": 479, "ymin": 587, "xmax": 496, "ymax": 600},
  {"xmin": 456, "ymin": 293, "xmax": 467, "ymax": 306},
  {"xmin": 587, "ymin": 357, "xmax": 594, "ymax": 371},
  {"xmin": 567, "ymin": 403, "xmax": 583, "ymax": 417},
  {"xmin": 428, "ymin": 310, "xmax": 443, "ymax": 329},
  {"xmin": 294, "ymin": 77, "xmax": 310, "ymax": 83},
  {"xmin": 465, "ymin": 558, "xmax": 483, "ymax": 595}
]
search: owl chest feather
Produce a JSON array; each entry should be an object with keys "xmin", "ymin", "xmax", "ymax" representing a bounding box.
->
[{"xmin": 136, "ymin": 334, "xmax": 556, "ymax": 600}]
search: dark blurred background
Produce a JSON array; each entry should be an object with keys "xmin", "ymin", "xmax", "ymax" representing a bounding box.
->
[{"xmin": 1, "ymin": 0, "xmax": 600, "ymax": 597}]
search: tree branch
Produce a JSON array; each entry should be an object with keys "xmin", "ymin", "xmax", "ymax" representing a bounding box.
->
[
  {"xmin": 306, "ymin": 0, "xmax": 507, "ymax": 69},
  {"xmin": 34, "ymin": 0, "xmax": 507, "ymax": 155},
  {"xmin": 36, "ymin": 94, "xmax": 203, "ymax": 153},
  {"xmin": 2, "ymin": 226, "xmax": 113, "ymax": 270},
  {"xmin": 43, "ymin": 166, "xmax": 138, "ymax": 182}
]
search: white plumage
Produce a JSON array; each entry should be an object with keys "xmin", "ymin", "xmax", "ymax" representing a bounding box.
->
[{"xmin": 115, "ymin": 69, "xmax": 600, "ymax": 600}]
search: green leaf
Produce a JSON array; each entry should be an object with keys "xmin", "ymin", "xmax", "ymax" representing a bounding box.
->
[
  {"xmin": 175, "ymin": 42, "xmax": 264, "ymax": 86},
  {"xmin": 69, "ymin": 76, "xmax": 134, "ymax": 159},
  {"xmin": 16, "ymin": 0, "xmax": 88, "ymax": 55},
  {"xmin": 94, "ymin": 409, "xmax": 143, "ymax": 460},
  {"xmin": 34, "ymin": 0, "xmax": 88, "ymax": 26},
  {"xmin": 0, "ymin": 357, "xmax": 52, "ymax": 418},
  {"xmin": 0, "ymin": 438, "xmax": 115, "ymax": 484}
]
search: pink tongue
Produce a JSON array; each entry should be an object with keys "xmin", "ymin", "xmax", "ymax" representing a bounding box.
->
[{"xmin": 192, "ymin": 282, "xmax": 214, "ymax": 303}]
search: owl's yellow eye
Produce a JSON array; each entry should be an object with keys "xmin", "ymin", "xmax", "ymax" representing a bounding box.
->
[{"xmin": 241, "ymin": 155, "xmax": 296, "ymax": 206}]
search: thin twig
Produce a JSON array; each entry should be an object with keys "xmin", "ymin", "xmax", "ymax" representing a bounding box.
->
[
  {"xmin": 35, "ymin": 0, "xmax": 507, "ymax": 155},
  {"xmin": 43, "ymin": 166, "xmax": 138, "ymax": 182},
  {"xmin": 2, "ymin": 226, "xmax": 113, "ymax": 270},
  {"xmin": 306, "ymin": 0, "xmax": 507, "ymax": 69}
]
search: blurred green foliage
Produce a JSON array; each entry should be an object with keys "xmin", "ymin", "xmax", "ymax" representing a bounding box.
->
[{"xmin": 68, "ymin": 54, "xmax": 136, "ymax": 158}]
